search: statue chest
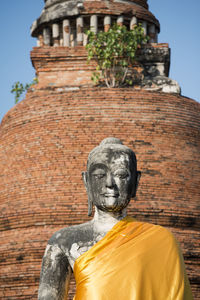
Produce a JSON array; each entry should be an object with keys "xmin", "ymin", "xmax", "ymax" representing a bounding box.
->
[{"xmin": 66, "ymin": 232, "xmax": 106, "ymax": 269}]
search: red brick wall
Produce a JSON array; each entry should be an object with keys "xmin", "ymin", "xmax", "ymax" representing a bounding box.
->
[
  {"xmin": 31, "ymin": 44, "xmax": 169, "ymax": 88},
  {"xmin": 0, "ymin": 88, "xmax": 199, "ymax": 299}
]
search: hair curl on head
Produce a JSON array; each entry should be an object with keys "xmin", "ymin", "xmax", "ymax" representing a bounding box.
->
[{"xmin": 87, "ymin": 137, "xmax": 137, "ymax": 172}]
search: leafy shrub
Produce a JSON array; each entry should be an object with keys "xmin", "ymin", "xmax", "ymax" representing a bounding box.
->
[
  {"xmin": 86, "ymin": 23, "xmax": 148, "ymax": 87},
  {"xmin": 11, "ymin": 77, "xmax": 38, "ymax": 103}
]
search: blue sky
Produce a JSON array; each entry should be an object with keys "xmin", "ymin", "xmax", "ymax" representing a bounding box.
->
[{"xmin": 0, "ymin": 0, "xmax": 200, "ymax": 122}]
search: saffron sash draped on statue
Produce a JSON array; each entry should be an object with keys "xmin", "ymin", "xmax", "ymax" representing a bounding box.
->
[{"xmin": 73, "ymin": 217, "xmax": 193, "ymax": 300}]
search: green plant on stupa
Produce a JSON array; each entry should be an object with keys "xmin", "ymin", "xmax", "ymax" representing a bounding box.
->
[
  {"xmin": 11, "ymin": 77, "xmax": 38, "ymax": 104},
  {"xmin": 86, "ymin": 23, "xmax": 148, "ymax": 88}
]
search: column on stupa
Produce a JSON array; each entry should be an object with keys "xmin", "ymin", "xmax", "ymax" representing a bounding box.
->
[
  {"xmin": 117, "ymin": 16, "xmax": 124, "ymax": 26},
  {"xmin": 90, "ymin": 15, "xmax": 98, "ymax": 34},
  {"xmin": 43, "ymin": 27, "xmax": 51, "ymax": 46},
  {"xmin": 104, "ymin": 16, "xmax": 111, "ymax": 32},
  {"xmin": 63, "ymin": 19, "xmax": 70, "ymax": 47},
  {"xmin": 141, "ymin": 21, "xmax": 147, "ymax": 35},
  {"xmin": 149, "ymin": 24, "xmax": 158, "ymax": 43},
  {"xmin": 52, "ymin": 23, "xmax": 60, "ymax": 46},
  {"xmin": 77, "ymin": 17, "xmax": 84, "ymax": 45},
  {"xmin": 130, "ymin": 16, "xmax": 137, "ymax": 29},
  {"xmin": 38, "ymin": 34, "xmax": 44, "ymax": 47},
  {"xmin": 154, "ymin": 27, "xmax": 158, "ymax": 43}
]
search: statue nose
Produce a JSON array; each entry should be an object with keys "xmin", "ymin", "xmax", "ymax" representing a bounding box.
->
[{"xmin": 106, "ymin": 173, "xmax": 114, "ymax": 188}]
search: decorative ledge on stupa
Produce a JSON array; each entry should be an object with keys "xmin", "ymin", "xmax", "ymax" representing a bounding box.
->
[
  {"xmin": 31, "ymin": 43, "xmax": 180, "ymax": 94},
  {"xmin": 31, "ymin": 0, "xmax": 159, "ymax": 46}
]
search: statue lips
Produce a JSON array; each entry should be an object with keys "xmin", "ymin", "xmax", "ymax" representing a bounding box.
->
[
  {"xmin": 100, "ymin": 191, "xmax": 120, "ymax": 209},
  {"xmin": 101, "ymin": 191, "xmax": 120, "ymax": 198},
  {"xmin": 104, "ymin": 193, "xmax": 119, "ymax": 197}
]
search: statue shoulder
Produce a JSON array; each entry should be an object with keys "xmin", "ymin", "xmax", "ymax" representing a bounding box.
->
[
  {"xmin": 48, "ymin": 221, "xmax": 94, "ymax": 252},
  {"xmin": 149, "ymin": 223, "xmax": 180, "ymax": 250},
  {"xmin": 136, "ymin": 221, "xmax": 179, "ymax": 248},
  {"xmin": 155, "ymin": 224, "xmax": 176, "ymax": 239}
]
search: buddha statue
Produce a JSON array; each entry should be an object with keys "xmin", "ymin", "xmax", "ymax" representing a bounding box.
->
[{"xmin": 38, "ymin": 137, "xmax": 193, "ymax": 300}]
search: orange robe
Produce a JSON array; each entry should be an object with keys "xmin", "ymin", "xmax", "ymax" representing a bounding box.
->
[{"xmin": 73, "ymin": 217, "xmax": 193, "ymax": 300}]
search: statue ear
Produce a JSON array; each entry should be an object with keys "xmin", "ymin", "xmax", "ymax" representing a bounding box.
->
[
  {"xmin": 82, "ymin": 171, "xmax": 88, "ymax": 189},
  {"xmin": 131, "ymin": 171, "xmax": 141, "ymax": 198},
  {"xmin": 82, "ymin": 171, "xmax": 93, "ymax": 217}
]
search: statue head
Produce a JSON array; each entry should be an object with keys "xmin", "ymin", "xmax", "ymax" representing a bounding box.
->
[{"xmin": 82, "ymin": 137, "xmax": 141, "ymax": 216}]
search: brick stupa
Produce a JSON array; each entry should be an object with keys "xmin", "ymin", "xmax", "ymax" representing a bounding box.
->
[{"xmin": 0, "ymin": 0, "xmax": 199, "ymax": 299}]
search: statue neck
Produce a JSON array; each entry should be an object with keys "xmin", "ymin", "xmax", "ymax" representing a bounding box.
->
[{"xmin": 92, "ymin": 207, "xmax": 127, "ymax": 234}]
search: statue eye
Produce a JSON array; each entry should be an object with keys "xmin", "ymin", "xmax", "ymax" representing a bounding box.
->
[
  {"xmin": 114, "ymin": 170, "xmax": 129, "ymax": 179},
  {"xmin": 92, "ymin": 170, "xmax": 106, "ymax": 179},
  {"xmin": 93, "ymin": 174, "xmax": 105, "ymax": 179}
]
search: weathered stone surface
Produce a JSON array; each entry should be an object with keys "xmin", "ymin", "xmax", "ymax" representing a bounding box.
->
[{"xmin": 141, "ymin": 76, "xmax": 181, "ymax": 94}]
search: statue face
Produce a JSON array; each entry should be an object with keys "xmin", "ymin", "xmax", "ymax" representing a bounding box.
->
[{"xmin": 87, "ymin": 149, "xmax": 136, "ymax": 212}]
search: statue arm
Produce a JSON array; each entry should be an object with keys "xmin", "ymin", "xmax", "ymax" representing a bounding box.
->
[{"xmin": 38, "ymin": 244, "xmax": 71, "ymax": 300}]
